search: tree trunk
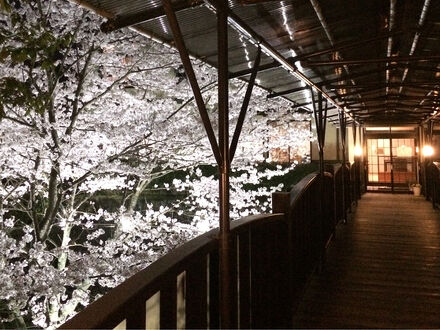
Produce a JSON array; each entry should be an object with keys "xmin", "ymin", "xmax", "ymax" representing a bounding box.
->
[
  {"xmin": 57, "ymin": 223, "xmax": 72, "ymax": 270},
  {"xmin": 127, "ymin": 179, "xmax": 149, "ymax": 213}
]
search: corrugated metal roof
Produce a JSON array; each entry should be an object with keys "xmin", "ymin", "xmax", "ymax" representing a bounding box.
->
[{"xmin": 72, "ymin": 0, "xmax": 440, "ymax": 125}]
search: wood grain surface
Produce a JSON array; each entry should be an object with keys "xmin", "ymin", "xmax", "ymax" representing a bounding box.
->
[{"xmin": 293, "ymin": 193, "xmax": 440, "ymax": 328}]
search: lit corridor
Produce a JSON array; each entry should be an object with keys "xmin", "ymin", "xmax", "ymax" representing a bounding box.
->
[{"xmin": 293, "ymin": 193, "xmax": 440, "ymax": 328}]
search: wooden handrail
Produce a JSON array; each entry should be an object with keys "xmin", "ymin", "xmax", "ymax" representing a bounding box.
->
[
  {"xmin": 289, "ymin": 172, "xmax": 333, "ymax": 204},
  {"xmin": 61, "ymin": 164, "xmax": 360, "ymax": 330},
  {"xmin": 61, "ymin": 213, "xmax": 285, "ymax": 329},
  {"xmin": 425, "ymin": 161, "xmax": 440, "ymax": 208},
  {"xmin": 61, "ymin": 228, "xmax": 219, "ymax": 329}
]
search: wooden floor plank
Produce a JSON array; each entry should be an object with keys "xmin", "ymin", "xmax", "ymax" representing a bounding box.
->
[{"xmin": 292, "ymin": 193, "xmax": 440, "ymax": 329}]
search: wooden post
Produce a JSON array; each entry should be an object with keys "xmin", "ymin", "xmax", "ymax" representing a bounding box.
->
[
  {"xmin": 310, "ymin": 88, "xmax": 328, "ymax": 269},
  {"xmin": 338, "ymin": 110, "xmax": 347, "ymax": 223},
  {"xmin": 216, "ymin": 0, "xmax": 233, "ymax": 327}
]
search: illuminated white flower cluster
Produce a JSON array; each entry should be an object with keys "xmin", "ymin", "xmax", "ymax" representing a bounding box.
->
[{"xmin": 0, "ymin": 0, "xmax": 312, "ymax": 328}]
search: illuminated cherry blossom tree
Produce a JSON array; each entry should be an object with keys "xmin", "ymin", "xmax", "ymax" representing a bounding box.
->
[{"xmin": 0, "ymin": 0, "xmax": 311, "ymax": 327}]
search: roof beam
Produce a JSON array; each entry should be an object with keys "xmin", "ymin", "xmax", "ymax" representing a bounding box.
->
[
  {"xmin": 229, "ymin": 32, "xmax": 401, "ymax": 79},
  {"xmin": 349, "ymin": 104, "xmax": 436, "ymax": 110},
  {"xmin": 318, "ymin": 70, "xmax": 382, "ymax": 86},
  {"xmin": 229, "ymin": 59, "xmax": 290, "ymax": 79},
  {"xmin": 328, "ymin": 82, "xmax": 440, "ymax": 89},
  {"xmin": 396, "ymin": 0, "xmax": 431, "ymax": 95},
  {"xmin": 349, "ymin": 106, "xmax": 434, "ymax": 112},
  {"xmin": 203, "ymin": 2, "xmax": 355, "ymax": 121},
  {"xmin": 267, "ymin": 86, "xmax": 310, "ymax": 98},
  {"xmin": 101, "ymin": 0, "xmax": 204, "ymax": 32},
  {"xmin": 345, "ymin": 99, "xmax": 438, "ymax": 106},
  {"xmin": 269, "ymin": 70, "xmax": 382, "ymax": 98},
  {"xmin": 305, "ymin": 55, "xmax": 440, "ymax": 66},
  {"xmin": 334, "ymin": 87, "xmax": 384, "ymax": 99},
  {"xmin": 343, "ymin": 95, "xmax": 440, "ymax": 103},
  {"xmin": 357, "ymin": 109, "xmax": 428, "ymax": 115},
  {"xmin": 346, "ymin": 101, "xmax": 438, "ymax": 108}
]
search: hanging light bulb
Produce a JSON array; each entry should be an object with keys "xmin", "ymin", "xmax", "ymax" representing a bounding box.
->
[
  {"xmin": 354, "ymin": 145, "xmax": 363, "ymax": 157},
  {"xmin": 422, "ymin": 145, "xmax": 434, "ymax": 157}
]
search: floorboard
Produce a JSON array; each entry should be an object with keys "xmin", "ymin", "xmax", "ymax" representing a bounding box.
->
[{"xmin": 292, "ymin": 193, "xmax": 440, "ymax": 329}]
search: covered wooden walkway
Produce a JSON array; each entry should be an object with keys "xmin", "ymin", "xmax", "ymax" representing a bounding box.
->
[{"xmin": 293, "ymin": 193, "xmax": 440, "ymax": 328}]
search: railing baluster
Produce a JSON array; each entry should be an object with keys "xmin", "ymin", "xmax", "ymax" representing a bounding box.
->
[
  {"xmin": 61, "ymin": 168, "xmax": 357, "ymax": 330},
  {"xmin": 160, "ymin": 277, "xmax": 177, "ymax": 329},
  {"xmin": 250, "ymin": 225, "xmax": 265, "ymax": 328},
  {"xmin": 238, "ymin": 232, "xmax": 251, "ymax": 329},
  {"xmin": 271, "ymin": 221, "xmax": 291, "ymax": 328},
  {"xmin": 229, "ymin": 237, "xmax": 239, "ymax": 329},
  {"xmin": 126, "ymin": 295, "xmax": 147, "ymax": 329},
  {"xmin": 186, "ymin": 256, "xmax": 208, "ymax": 329},
  {"xmin": 209, "ymin": 249, "xmax": 220, "ymax": 329}
]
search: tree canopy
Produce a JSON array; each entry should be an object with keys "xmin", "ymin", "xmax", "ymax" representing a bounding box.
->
[{"xmin": 0, "ymin": 0, "xmax": 311, "ymax": 327}]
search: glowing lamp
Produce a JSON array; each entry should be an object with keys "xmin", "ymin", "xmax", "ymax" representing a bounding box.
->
[
  {"xmin": 354, "ymin": 145, "xmax": 363, "ymax": 157},
  {"xmin": 422, "ymin": 145, "xmax": 434, "ymax": 157},
  {"xmin": 416, "ymin": 146, "xmax": 419, "ymax": 153}
]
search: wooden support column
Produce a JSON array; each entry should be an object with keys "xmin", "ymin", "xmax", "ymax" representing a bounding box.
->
[
  {"xmin": 428, "ymin": 120, "xmax": 434, "ymax": 144},
  {"xmin": 362, "ymin": 126, "xmax": 367, "ymax": 194},
  {"xmin": 352, "ymin": 123, "xmax": 360, "ymax": 202},
  {"xmin": 163, "ymin": 1, "xmax": 264, "ymax": 326},
  {"xmin": 338, "ymin": 110, "xmax": 347, "ymax": 223},
  {"xmin": 420, "ymin": 124, "xmax": 428, "ymax": 196},
  {"xmin": 216, "ymin": 0, "xmax": 233, "ymax": 327},
  {"xmin": 426, "ymin": 121, "xmax": 434, "ymax": 201},
  {"xmin": 310, "ymin": 87, "xmax": 328, "ymax": 269},
  {"xmin": 416, "ymin": 125, "xmax": 422, "ymax": 185},
  {"xmin": 311, "ymin": 89, "xmax": 328, "ymax": 178},
  {"xmin": 161, "ymin": 0, "xmax": 231, "ymax": 326}
]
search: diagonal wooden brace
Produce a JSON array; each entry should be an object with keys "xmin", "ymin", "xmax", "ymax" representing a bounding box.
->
[
  {"xmin": 162, "ymin": 0, "xmax": 222, "ymax": 166},
  {"xmin": 230, "ymin": 46, "xmax": 261, "ymax": 162}
]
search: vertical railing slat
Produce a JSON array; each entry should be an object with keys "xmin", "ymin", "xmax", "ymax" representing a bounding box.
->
[
  {"xmin": 238, "ymin": 232, "xmax": 251, "ymax": 329},
  {"xmin": 126, "ymin": 296, "xmax": 147, "ymax": 329},
  {"xmin": 62, "ymin": 167, "xmax": 357, "ymax": 330},
  {"xmin": 230, "ymin": 237, "xmax": 238, "ymax": 329},
  {"xmin": 186, "ymin": 256, "xmax": 208, "ymax": 329},
  {"xmin": 209, "ymin": 250, "xmax": 220, "ymax": 329},
  {"xmin": 250, "ymin": 225, "xmax": 265, "ymax": 328},
  {"xmin": 160, "ymin": 277, "xmax": 177, "ymax": 330}
]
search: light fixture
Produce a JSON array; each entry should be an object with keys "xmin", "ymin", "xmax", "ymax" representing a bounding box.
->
[
  {"xmin": 354, "ymin": 145, "xmax": 363, "ymax": 157},
  {"xmin": 416, "ymin": 146, "xmax": 419, "ymax": 153},
  {"xmin": 422, "ymin": 145, "xmax": 434, "ymax": 157}
]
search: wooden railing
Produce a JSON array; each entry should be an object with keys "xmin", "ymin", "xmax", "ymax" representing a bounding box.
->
[
  {"xmin": 61, "ymin": 165, "xmax": 356, "ymax": 330},
  {"xmin": 328, "ymin": 163, "xmax": 351, "ymax": 223},
  {"xmin": 425, "ymin": 161, "xmax": 440, "ymax": 209}
]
